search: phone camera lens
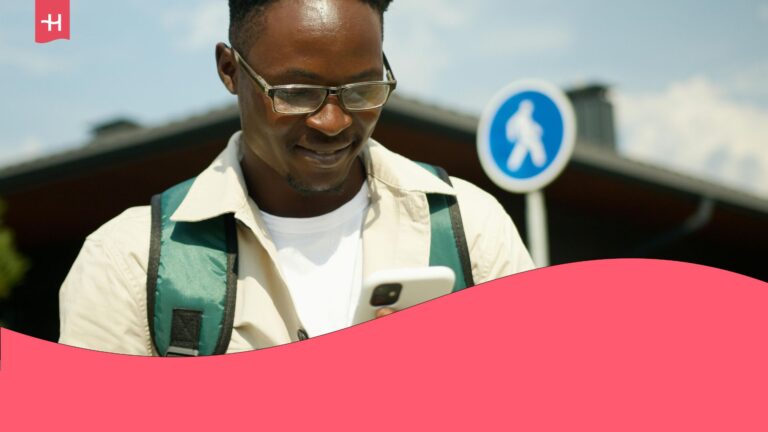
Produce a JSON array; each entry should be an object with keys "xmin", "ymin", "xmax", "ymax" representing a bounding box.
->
[{"xmin": 370, "ymin": 283, "xmax": 402, "ymax": 306}]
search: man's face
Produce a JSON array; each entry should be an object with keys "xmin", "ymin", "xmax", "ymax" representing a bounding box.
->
[{"xmin": 236, "ymin": 0, "xmax": 385, "ymax": 194}]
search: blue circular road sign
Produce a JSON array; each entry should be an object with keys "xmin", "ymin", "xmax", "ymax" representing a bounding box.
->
[{"xmin": 477, "ymin": 80, "xmax": 576, "ymax": 193}]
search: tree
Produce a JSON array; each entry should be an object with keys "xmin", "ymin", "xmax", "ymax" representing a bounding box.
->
[{"xmin": 0, "ymin": 200, "xmax": 28, "ymax": 301}]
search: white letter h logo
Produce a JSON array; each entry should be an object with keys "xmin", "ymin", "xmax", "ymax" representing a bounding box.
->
[{"xmin": 41, "ymin": 13, "xmax": 62, "ymax": 32}]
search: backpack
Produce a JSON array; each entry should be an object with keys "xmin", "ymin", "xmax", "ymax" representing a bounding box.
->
[{"xmin": 146, "ymin": 163, "xmax": 473, "ymax": 356}]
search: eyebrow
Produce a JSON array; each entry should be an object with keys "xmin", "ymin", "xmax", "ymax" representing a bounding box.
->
[{"xmin": 277, "ymin": 67, "xmax": 384, "ymax": 84}]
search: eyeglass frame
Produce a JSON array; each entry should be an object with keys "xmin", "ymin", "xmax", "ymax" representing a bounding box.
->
[{"xmin": 228, "ymin": 45, "xmax": 398, "ymax": 115}]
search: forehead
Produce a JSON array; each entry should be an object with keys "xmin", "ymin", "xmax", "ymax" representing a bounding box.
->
[{"xmin": 246, "ymin": 0, "xmax": 383, "ymax": 77}]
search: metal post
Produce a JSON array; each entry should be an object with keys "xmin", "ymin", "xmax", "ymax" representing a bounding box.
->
[{"xmin": 526, "ymin": 189, "xmax": 549, "ymax": 267}]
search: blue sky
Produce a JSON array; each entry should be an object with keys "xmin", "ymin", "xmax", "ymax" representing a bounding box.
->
[{"xmin": 1, "ymin": 0, "xmax": 767, "ymax": 197}]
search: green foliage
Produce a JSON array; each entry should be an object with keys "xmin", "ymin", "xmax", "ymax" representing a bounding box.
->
[{"xmin": 0, "ymin": 200, "xmax": 28, "ymax": 300}]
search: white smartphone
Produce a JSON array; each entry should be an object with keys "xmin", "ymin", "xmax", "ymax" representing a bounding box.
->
[{"xmin": 351, "ymin": 266, "xmax": 456, "ymax": 325}]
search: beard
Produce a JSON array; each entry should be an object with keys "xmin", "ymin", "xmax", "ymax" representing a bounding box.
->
[{"xmin": 285, "ymin": 173, "xmax": 346, "ymax": 196}]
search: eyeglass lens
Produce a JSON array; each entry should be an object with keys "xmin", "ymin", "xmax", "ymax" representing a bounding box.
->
[{"xmin": 272, "ymin": 84, "xmax": 392, "ymax": 114}]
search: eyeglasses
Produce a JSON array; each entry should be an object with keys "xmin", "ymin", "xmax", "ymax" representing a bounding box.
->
[{"xmin": 231, "ymin": 46, "xmax": 397, "ymax": 115}]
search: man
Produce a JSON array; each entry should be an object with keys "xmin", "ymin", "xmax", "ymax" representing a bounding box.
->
[{"xmin": 59, "ymin": 0, "xmax": 534, "ymax": 355}]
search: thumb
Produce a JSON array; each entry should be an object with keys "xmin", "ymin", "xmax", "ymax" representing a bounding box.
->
[{"xmin": 375, "ymin": 307, "xmax": 396, "ymax": 318}]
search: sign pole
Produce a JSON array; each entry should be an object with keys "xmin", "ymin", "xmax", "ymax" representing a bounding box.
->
[{"xmin": 526, "ymin": 189, "xmax": 549, "ymax": 267}]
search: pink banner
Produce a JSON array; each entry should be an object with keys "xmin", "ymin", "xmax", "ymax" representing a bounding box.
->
[
  {"xmin": 35, "ymin": 0, "xmax": 70, "ymax": 44},
  {"xmin": 1, "ymin": 259, "xmax": 766, "ymax": 430}
]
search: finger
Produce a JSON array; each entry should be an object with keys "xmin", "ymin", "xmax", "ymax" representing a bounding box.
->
[{"xmin": 376, "ymin": 308, "xmax": 395, "ymax": 318}]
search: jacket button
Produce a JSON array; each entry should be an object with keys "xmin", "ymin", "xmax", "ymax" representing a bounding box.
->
[{"xmin": 297, "ymin": 329, "xmax": 309, "ymax": 341}]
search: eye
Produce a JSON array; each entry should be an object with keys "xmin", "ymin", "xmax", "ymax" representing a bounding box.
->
[
  {"xmin": 342, "ymin": 84, "xmax": 392, "ymax": 110},
  {"xmin": 273, "ymin": 88, "xmax": 327, "ymax": 114}
]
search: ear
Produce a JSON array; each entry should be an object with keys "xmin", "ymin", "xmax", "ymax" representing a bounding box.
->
[{"xmin": 216, "ymin": 42, "xmax": 238, "ymax": 95}]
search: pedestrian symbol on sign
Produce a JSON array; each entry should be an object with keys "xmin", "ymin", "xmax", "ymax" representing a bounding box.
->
[{"xmin": 506, "ymin": 100, "xmax": 546, "ymax": 171}]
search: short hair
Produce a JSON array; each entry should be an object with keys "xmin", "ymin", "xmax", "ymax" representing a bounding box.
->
[{"xmin": 229, "ymin": 0, "xmax": 393, "ymax": 51}]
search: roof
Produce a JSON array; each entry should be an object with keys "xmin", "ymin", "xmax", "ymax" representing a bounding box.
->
[{"xmin": 1, "ymin": 93, "xmax": 767, "ymax": 215}]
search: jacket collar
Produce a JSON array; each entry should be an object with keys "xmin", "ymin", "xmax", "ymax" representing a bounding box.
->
[
  {"xmin": 364, "ymin": 139, "xmax": 455, "ymax": 197},
  {"xmin": 171, "ymin": 131, "xmax": 455, "ymax": 223}
]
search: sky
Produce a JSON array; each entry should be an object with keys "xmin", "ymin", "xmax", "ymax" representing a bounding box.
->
[{"xmin": 1, "ymin": 0, "xmax": 767, "ymax": 198}]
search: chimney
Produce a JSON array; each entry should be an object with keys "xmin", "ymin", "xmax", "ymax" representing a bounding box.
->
[
  {"xmin": 90, "ymin": 118, "xmax": 142, "ymax": 143},
  {"xmin": 566, "ymin": 84, "xmax": 616, "ymax": 151}
]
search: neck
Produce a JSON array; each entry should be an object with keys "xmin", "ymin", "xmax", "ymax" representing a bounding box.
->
[{"xmin": 241, "ymin": 154, "xmax": 366, "ymax": 218}]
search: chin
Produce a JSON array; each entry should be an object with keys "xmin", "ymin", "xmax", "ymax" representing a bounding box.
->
[{"xmin": 286, "ymin": 173, "xmax": 347, "ymax": 196}]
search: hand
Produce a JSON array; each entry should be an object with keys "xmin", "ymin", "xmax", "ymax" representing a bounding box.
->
[{"xmin": 375, "ymin": 308, "xmax": 396, "ymax": 318}]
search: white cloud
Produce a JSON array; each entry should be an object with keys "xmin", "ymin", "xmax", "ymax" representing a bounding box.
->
[
  {"xmin": 0, "ymin": 136, "xmax": 45, "ymax": 167},
  {"xmin": 615, "ymin": 76, "xmax": 768, "ymax": 198},
  {"xmin": 163, "ymin": 1, "xmax": 228, "ymax": 51}
]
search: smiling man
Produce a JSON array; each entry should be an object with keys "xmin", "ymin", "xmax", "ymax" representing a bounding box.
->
[{"xmin": 58, "ymin": 0, "xmax": 534, "ymax": 356}]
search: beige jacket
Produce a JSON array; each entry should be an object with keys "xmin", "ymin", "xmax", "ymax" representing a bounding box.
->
[{"xmin": 59, "ymin": 132, "xmax": 534, "ymax": 355}]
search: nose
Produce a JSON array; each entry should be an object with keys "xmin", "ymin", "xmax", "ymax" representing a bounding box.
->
[{"xmin": 305, "ymin": 96, "xmax": 353, "ymax": 136}]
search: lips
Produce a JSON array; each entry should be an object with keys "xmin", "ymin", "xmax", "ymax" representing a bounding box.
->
[{"xmin": 294, "ymin": 141, "xmax": 356, "ymax": 167}]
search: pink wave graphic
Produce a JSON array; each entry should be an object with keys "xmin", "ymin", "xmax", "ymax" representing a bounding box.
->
[{"xmin": 1, "ymin": 259, "xmax": 766, "ymax": 430}]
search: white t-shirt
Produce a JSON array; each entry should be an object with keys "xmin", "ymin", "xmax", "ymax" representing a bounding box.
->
[{"xmin": 260, "ymin": 183, "xmax": 370, "ymax": 337}]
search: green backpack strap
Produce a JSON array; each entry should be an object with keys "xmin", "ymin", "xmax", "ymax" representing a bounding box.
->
[
  {"xmin": 146, "ymin": 178, "xmax": 238, "ymax": 357},
  {"xmin": 416, "ymin": 162, "xmax": 475, "ymax": 292}
]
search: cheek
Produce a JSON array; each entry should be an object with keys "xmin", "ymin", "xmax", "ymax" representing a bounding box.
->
[
  {"xmin": 239, "ymin": 91, "xmax": 287, "ymax": 143},
  {"xmin": 356, "ymin": 109, "xmax": 382, "ymax": 135},
  {"xmin": 237, "ymin": 92, "xmax": 261, "ymax": 133},
  {"xmin": 238, "ymin": 86, "xmax": 269, "ymax": 125}
]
